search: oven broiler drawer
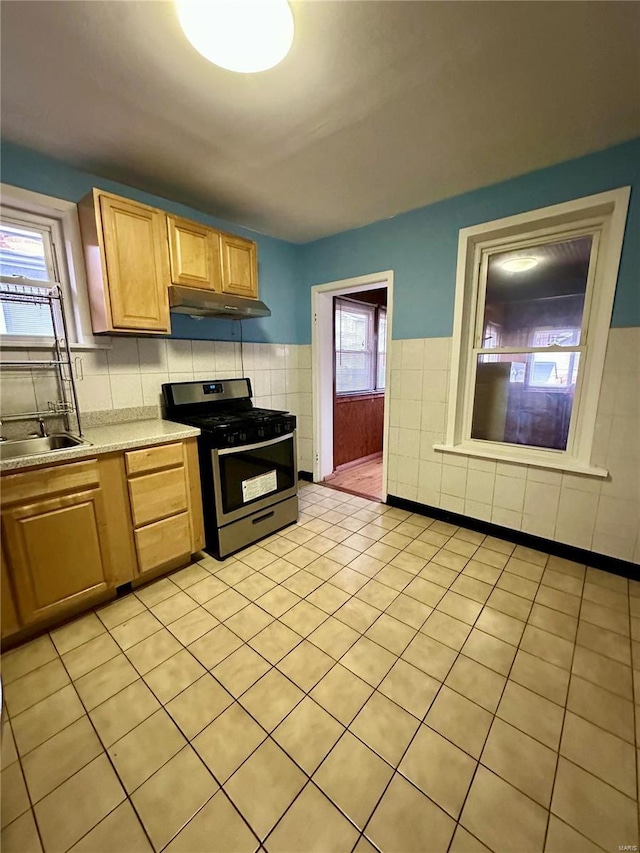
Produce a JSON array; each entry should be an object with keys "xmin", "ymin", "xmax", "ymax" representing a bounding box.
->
[{"xmin": 217, "ymin": 495, "xmax": 298, "ymax": 559}]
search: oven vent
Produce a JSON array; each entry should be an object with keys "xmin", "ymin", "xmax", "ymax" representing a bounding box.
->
[{"xmin": 168, "ymin": 286, "xmax": 271, "ymax": 320}]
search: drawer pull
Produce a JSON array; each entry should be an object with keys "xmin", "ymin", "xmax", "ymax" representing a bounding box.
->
[{"xmin": 252, "ymin": 511, "xmax": 275, "ymax": 525}]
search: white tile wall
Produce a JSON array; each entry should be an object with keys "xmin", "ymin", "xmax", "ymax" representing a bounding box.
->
[
  {"xmin": 5, "ymin": 327, "xmax": 637, "ymax": 562},
  {"xmin": 386, "ymin": 328, "xmax": 640, "ymax": 564},
  {"xmin": 1, "ymin": 339, "xmax": 313, "ymax": 474}
]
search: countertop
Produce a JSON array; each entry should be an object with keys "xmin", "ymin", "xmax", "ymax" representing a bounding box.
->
[{"xmin": 0, "ymin": 419, "xmax": 200, "ymax": 473}]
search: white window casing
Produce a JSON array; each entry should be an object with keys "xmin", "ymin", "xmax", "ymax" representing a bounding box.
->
[
  {"xmin": 436, "ymin": 187, "xmax": 631, "ymax": 477},
  {"xmin": 0, "ymin": 183, "xmax": 107, "ymax": 349}
]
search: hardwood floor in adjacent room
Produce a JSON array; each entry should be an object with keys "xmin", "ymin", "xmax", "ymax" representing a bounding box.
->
[{"xmin": 323, "ymin": 456, "xmax": 383, "ymax": 502}]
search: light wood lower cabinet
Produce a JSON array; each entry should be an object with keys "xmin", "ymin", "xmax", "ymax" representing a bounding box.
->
[
  {"xmin": 1, "ymin": 460, "xmax": 114, "ymax": 627},
  {"xmin": 3, "ymin": 490, "xmax": 111, "ymax": 625},
  {"xmin": 0, "ymin": 437, "xmax": 205, "ymax": 643},
  {"xmin": 1, "ymin": 543, "xmax": 20, "ymax": 639},
  {"xmin": 126, "ymin": 439, "xmax": 202, "ymax": 576}
]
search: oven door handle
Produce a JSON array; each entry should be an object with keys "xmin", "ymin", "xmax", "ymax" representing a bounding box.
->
[{"xmin": 216, "ymin": 431, "xmax": 295, "ymax": 456}]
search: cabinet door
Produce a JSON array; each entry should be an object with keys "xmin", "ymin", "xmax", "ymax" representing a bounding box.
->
[
  {"xmin": 2, "ymin": 489, "xmax": 111, "ymax": 625},
  {"xmin": 1, "ymin": 542, "xmax": 20, "ymax": 638},
  {"xmin": 100, "ymin": 195, "xmax": 170, "ymax": 332},
  {"xmin": 167, "ymin": 215, "xmax": 222, "ymax": 291},
  {"xmin": 220, "ymin": 233, "xmax": 258, "ymax": 298}
]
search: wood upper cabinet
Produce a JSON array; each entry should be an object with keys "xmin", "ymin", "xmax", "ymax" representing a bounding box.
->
[
  {"xmin": 1, "ymin": 460, "xmax": 113, "ymax": 626},
  {"xmin": 166, "ymin": 215, "xmax": 222, "ymax": 291},
  {"xmin": 78, "ymin": 189, "xmax": 170, "ymax": 334},
  {"xmin": 220, "ymin": 233, "xmax": 258, "ymax": 298}
]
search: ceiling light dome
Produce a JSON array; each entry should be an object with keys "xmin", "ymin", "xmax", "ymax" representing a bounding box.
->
[
  {"xmin": 501, "ymin": 257, "xmax": 539, "ymax": 273},
  {"xmin": 175, "ymin": 0, "xmax": 294, "ymax": 73}
]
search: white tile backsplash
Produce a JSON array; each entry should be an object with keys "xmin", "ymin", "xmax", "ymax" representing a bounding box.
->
[
  {"xmin": 138, "ymin": 338, "xmax": 168, "ymax": 374},
  {"xmin": 110, "ymin": 374, "xmax": 143, "ymax": 409},
  {"xmin": 191, "ymin": 340, "xmax": 215, "ymax": 373},
  {"xmin": 167, "ymin": 340, "xmax": 193, "ymax": 373},
  {"xmin": 48, "ymin": 338, "xmax": 313, "ymax": 474},
  {"xmin": 106, "ymin": 338, "xmax": 139, "ymax": 373}
]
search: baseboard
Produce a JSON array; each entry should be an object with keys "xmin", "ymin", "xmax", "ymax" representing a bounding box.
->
[
  {"xmin": 298, "ymin": 471, "xmax": 313, "ymax": 482},
  {"xmin": 332, "ymin": 452, "xmax": 383, "ymax": 474},
  {"xmin": 387, "ymin": 494, "xmax": 639, "ymax": 580}
]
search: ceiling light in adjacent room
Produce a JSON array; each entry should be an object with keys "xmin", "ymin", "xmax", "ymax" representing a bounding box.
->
[
  {"xmin": 175, "ymin": 0, "xmax": 294, "ymax": 73},
  {"xmin": 501, "ymin": 257, "xmax": 539, "ymax": 273}
]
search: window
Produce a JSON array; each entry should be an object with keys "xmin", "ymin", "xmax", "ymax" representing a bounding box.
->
[
  {"xmin": 440, "ymin": 188, "xmax": 630, "ymax": 475},
  {"xmin": 0, "ymin": 211, "xmax": 63, "ymax": 337},
  {"xmin": 334, "ymin": 297, "xmax": 386, "ymax": 394},
  {"xmin": 0, "ymin": 184, "xmax": 97, "ymax": 348},
  {"xmin": 377, "ymin": 306, "xmax": 387, "ymax": 390}
]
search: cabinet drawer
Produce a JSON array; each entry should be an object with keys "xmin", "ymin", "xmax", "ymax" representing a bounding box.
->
[
  {"xmin": 128, "ymin": 467, "xmax": 188, "ymax": 527},
  {"xmin": 125, "ymin": 442, "xmax": 184, "ymax": 476},
  {"xmin": 1, "ymin": 460, "xmax": 100, "ymax": 507},
  {"xmin": 134, "ymin": 512, "xmax": 192, "ymax": 574}
]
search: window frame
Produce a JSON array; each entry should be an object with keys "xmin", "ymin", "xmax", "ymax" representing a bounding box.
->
[
  {"xmin": 334, "ymin": 295, "xmax": 386, "ymax": 396},
  {"xmin": 437, "ymin": 187, "xmax": 631, "ymax": 477},
  {"xmin": 0, "ymin": 183, "xmax": 107, "ymax": 350}
]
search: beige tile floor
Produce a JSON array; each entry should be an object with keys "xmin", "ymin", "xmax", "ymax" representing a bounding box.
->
[{"xmin": 1, "ymin": 481, "xmax": 639, "ymax": 853}]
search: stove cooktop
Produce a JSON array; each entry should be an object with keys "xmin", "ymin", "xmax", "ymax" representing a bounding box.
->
[
  {"xmin": 162, "ymin": 378, "xmax": 296, "ymax": 448},
  {"xmin": 187, "ymin": 407, "xmax": 289, "ymax": 429}
]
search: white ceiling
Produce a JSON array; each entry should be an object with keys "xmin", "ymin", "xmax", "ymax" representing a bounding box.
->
[{"xmin": 1, "ymin": 1, "xmax": 639, "ymax": 243}]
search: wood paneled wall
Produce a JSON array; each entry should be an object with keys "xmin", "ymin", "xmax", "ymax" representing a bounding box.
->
[{"xmin": 334, "ymin": 393, "xmax": 384, "ymax": 468}]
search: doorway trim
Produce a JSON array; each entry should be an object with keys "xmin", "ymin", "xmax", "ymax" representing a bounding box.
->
[{"xmin": 311, "ymin": 269, "xmax": 394, "ymax": 502}]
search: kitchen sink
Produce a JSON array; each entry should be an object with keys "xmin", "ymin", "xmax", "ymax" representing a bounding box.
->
[{"xmin": 0, "ymin": 433, "xmax": 89, "ymax": 461}]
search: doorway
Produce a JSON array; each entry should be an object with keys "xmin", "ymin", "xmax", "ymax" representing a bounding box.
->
[{"xmin": 311, "ymin": 270, "xmax": 394, "ymax": 502}]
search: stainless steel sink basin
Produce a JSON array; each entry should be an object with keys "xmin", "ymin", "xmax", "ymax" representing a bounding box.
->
[{"xmin": 0, "ymin": 433, "xmax": 89, "ymax": 461}]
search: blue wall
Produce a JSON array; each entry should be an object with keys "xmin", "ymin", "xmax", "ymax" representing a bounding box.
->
[
  {"xmin": 301, "ymin": 137, "xmax": 640, "ymax": 341},
  {"xmin": 0, "ymin": 141, "xmax": 302, "ymax": 344},
  {"xmin": 2, "ymin": 138, "xmax": 638, "ymax": 345}
]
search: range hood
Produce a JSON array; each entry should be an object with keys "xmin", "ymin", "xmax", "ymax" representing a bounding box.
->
[{"xmin": 168, "ymin": 286, "xmax": 271, "ymax": 320}]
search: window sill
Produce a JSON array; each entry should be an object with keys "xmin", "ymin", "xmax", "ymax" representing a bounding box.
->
[
  {"xmin": 336, "ymin": 391, "xmax": 385, "ymax": 400},
  {"xmin": 433, "ymin": 442, "xmax": 608, "ymax": 478},
  {"xmin": 0, "ymin": 339, "xmax": 111, "ymax": 351}
]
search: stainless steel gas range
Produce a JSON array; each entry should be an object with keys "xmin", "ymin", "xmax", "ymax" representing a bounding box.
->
[{"xmin": 163, "ymin": 377, "xmax": 298, "ymax": 559}]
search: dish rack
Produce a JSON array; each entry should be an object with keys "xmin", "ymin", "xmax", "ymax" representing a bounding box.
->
[{"xmin": 0, "ymin": 282, "xmax": 83, "ymax": 437}]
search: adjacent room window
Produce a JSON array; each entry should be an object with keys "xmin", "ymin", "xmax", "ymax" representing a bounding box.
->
[
  {"xmin": 334, "ymin": 297, "xmax": 386, "ymax": 394},
  {"xmin": 440, "ymin": 187, "xmax": 630, "ymax": 474}
]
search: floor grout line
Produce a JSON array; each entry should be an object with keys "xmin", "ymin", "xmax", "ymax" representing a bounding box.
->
[{"xmin": 2, "ymin": 483, "xmax": 638, "ymax": 853}]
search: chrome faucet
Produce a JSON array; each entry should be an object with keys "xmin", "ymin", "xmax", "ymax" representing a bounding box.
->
[{"xmin": 37, "ymin": 418, "xmax": 48, "ymax": 438}]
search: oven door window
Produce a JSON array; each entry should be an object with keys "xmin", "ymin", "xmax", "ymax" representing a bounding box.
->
[{"xmin": 218, "ymin": 437, "xmax": 295, "ymax": 515}]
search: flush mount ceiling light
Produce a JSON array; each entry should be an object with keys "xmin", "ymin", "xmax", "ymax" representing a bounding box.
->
[
  {"xmin": 500, "ymin": 257, "xmax": 539, "ymax": 273},
  {"xmin": 175, "ymin": 0, "xmax": 294, "ymax": 73}
]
